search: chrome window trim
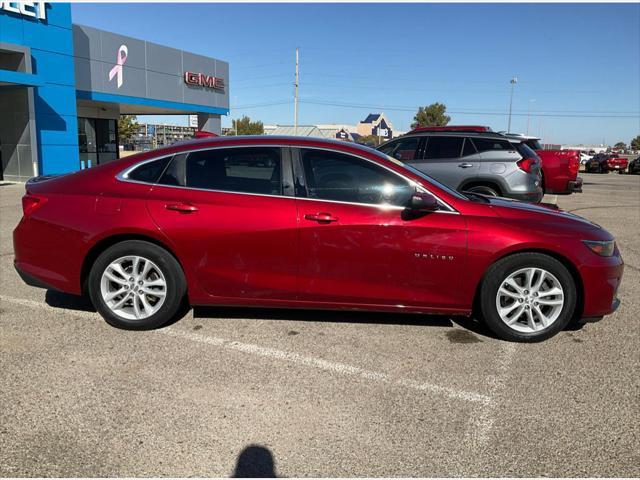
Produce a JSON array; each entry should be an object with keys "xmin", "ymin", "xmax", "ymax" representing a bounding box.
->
[{"xmin": 115, "ymin": 143, "xmax": 459, "ymax": 214}]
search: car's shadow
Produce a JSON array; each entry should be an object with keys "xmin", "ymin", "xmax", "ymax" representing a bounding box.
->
[{"xmin": 44, "ymin": 289, "xmax": 584, "ymax": 340}]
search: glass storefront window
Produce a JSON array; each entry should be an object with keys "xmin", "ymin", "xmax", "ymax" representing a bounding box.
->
[{"xmin": 78, "ymin": 117, "xmax": 119, "ymax": 167}]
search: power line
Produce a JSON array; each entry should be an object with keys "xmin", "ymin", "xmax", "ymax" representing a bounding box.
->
[
  {"xmin": 298, "ymin": 99, "xmax": 640, "ymax": 118},
  {"xmin": 232, "ymin": 100, "xmax": 292, "ymax": 110}
]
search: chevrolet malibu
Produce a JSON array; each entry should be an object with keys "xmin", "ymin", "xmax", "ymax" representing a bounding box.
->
[{"xmin": 13, "ymin": 136, "xmax": 623, "ymax": 342}]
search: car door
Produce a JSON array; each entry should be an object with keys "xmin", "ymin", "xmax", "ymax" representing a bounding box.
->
[
  {"xmin": 145, "ymin": 146, "xmax": 299, "ymax": 302},
  {"xmin": 411, "ymin": 136, "xmax": 479, "ymax": 191},
  {"xmin": 294, "ymin": 146, "xmax": 467, "ymax": 310}
]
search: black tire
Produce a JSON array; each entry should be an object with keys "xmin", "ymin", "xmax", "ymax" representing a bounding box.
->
[
  {"xmin": 88, "ymin": 240, "xmax": 187, "ymax": 330},
  {"xmin": 466, "ymin": 185, "xmax": 500, "ymax": 197},
  {"xmin": 478, "ymin": 253, "xmax": 577, "ymax": 342}
]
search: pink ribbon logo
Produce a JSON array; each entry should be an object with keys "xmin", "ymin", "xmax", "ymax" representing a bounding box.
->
[{"xmin": 108, "ymin": 44, "xmax": 128, "ymax": 89}]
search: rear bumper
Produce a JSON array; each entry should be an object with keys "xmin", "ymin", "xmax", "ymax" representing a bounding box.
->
[
  {"xmin": 569, "ymin": 176, "xmax": 583, "ymax": 193},
  {"xmin": 14, "ymin": 262, "xmax": 56, "ymax": 290},
  {"xmin": 507, "ymin": 188, "xmax": 544, "ymax": 203}
]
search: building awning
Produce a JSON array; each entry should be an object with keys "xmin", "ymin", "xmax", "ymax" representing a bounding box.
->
[
  {"xmin": 0, "ymin": 69, "xmax": 45, "ymax": 87},
  {"xmin": 76, "ymin": 90, "xmax": 229, "ymax": 116}
]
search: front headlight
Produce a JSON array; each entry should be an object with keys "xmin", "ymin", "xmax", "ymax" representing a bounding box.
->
[{"xmin": 583, "ymin": 240, "xmax": 616, "ymax": 257}]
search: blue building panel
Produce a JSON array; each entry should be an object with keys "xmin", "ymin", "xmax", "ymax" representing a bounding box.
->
[
  {"xmin": 38, "ymin": 144, "xmax": 80, "ymax": 175},
  {"xmin": 1, "ymin": 2, "xmax": 230, "ymax": 179}
]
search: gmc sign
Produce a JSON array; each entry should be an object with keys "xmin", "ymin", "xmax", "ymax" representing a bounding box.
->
[{"xmin": 184, "ymin": 71, "xmax": 225, "ymax": 91}]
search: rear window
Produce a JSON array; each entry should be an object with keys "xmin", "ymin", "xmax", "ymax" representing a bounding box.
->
[
  {"xmin": 524, "ymin": 139, "xmax": 543, "ymax": 150},
  {"xmin": 126, "ymin": 156, "xmax": 171, "ymax": 183},
  {"xmin": 472, "ymin": 138, "xmax": 515, "ymax": 152},
  {"xmin": 514, "ymin": 143, "xmax": 539, "ymax": 160}
]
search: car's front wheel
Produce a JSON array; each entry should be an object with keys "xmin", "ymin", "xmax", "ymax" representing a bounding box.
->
[
  {"xmin": 479, "ymin": 253, "xmax": 577, "ymax": 342},
  {"xmin": 88, "ymin": 240, "xmax": 187, "ymax": 330}
]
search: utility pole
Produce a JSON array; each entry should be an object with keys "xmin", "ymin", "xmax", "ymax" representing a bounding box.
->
[
  {"xmin": 294, "ymin": 48, "xmax": 299, "ymax": 136},
  {"xmin": 526, "ymin": 99, "xmax": 535, "ymax": 135},
  {"xmin": 507, "ymin": 76, "xmax": 517, "ymax": 133}
]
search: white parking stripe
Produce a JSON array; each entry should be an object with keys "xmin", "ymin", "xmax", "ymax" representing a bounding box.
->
[
  {"xmin": 465, "ymin": 341, "xmax": 517, "ymax": 446},
  {"xmin": 159, "ymin": 326, "xmax": 492, "ymax": 405},
  {"xmin": 0, "ymin": 294, "xmax": 492, "ymax": 406}
]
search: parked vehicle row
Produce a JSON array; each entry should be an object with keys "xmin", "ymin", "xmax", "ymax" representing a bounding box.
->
[
  {"xmin": 585, "ymin": 153, "xmax": 629, "ymax": 173},
  {"xmin": 13, "ymin": 136, "xmax": 623, "ymax": 342},
  {"xmin": 627, "ymin": 156, "xmax": 640, "ymax": 174},
  {"xmin": 505, "ymin": 134, "xmax": 582, "ymax": 195}
]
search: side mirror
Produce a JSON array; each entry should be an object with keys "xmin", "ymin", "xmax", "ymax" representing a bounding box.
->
[{"xmin": 408, "ymin": 192, "xmax": 439, "ymax": 212}]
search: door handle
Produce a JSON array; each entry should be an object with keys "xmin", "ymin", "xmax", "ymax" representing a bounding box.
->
[
  {"xmin": 458, "ymin": 163, "xmax": 474, "ymax": 168},
  {"xmin": 304, "ymin": 212, "xmax": 338, "ymax": 223},
  {"xmin": 165, "ymin": 203, "xmax": 198, "ymax": 213}
]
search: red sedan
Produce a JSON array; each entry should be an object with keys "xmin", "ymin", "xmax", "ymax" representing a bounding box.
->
[{"xmin": 13, "ymin": 136, "xmax": 623, "ymax": 342}]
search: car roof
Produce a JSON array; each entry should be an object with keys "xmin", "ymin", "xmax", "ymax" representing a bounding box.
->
[{"xmin": 396, "ymin": 130, "xmax": 524, "ymax": 143}]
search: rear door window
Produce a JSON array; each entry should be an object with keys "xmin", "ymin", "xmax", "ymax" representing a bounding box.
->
[
  {"xmin": 423, "ymin": 136, "xmax": 464, "ymax": 159},
  {"xmin": 461, "ymin": 138, "xmax": 477, "ymax": 157},
  {"xmin": 159, "ymin": 147, "xmax": 283, "ymax": 195}
]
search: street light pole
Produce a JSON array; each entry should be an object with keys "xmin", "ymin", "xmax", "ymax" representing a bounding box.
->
[
  {"xmin": 294, "ymin": 48, "xmax": 299, "ymax": 135},
  {"xmin": 507, "ymin": 76, "xmax": 518, "ymax": 133},
  {"xmin": 526, "ymin": 99, "xmax": 535, "ymax": 135}
]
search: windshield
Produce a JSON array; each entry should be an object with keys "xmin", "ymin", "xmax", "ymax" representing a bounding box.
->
[{"xmin": 370, "ymin": 149, "xmax": 468, "ymax": 201}]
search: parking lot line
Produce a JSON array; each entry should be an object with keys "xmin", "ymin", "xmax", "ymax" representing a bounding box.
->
[
  {"xmin": 465, "ymin": 341, "xmax": 517, "ymax": 447},
  {"xmin": 0, "ymin": 294, "xmax": 492, "ymax": 407}
]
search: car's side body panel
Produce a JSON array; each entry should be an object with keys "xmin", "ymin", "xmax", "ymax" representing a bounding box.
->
[{"xmin": 12, "ymin": 136, "xmax": 624, "ymax": 322}]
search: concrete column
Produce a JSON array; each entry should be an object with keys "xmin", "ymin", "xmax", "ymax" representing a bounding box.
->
[{"xmin": 197, "ymin": 113, "xmax": 221, "ymax": 134}]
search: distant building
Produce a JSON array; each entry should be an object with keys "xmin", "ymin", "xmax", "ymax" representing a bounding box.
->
[
  {"xmin": 264, "ymin": 124, "xmax": 362, "ymax": 141},
  {"xmin": 356, "ymin": 113, "xmax": 394, "ymax": 140},
  {"xmin": 131, "ymin": 123, "xmax": 196, "ymax": 151}
]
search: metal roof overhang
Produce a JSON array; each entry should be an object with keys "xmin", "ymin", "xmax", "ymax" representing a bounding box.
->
[{"xmin": 76, "ymin": 90, "xmax": 229, "ymax": 116}]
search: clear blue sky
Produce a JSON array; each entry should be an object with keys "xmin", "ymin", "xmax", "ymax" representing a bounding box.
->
[{"xmin": 71, "ymin": 3, "xmax": 640, "ymax": 145}]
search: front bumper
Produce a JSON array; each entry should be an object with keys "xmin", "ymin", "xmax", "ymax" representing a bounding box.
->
[{"xmin": 580, "ymin": 255, "xmax": 624, "ymax": 318}]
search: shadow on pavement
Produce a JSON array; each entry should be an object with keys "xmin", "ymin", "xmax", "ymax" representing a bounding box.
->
[
  {"xmin": 193, "ymin": 305, "xmax": 455, "ymax": 329},
  {"xmin": 232, "ymin": 444, "xmax": 277, "ymax": 478},
  {"xmin": 45, "ymin": 290, "xmax": 96, "ymax": 312}
]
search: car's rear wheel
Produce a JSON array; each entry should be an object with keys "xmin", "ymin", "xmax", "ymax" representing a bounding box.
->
[
  {"xmin": 479, "ymin": 253, "xmax": 577, "ymax": 342},
  {"xmin": 88, "ymin": 240, "xmax": 187, "ymax": 330},
  {"xmin": 466, "ymin": 185, "xmax": 500, "ymax": 197}
]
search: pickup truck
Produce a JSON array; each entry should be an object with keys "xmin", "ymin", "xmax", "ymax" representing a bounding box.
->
[
  {"xmin": 586, "ymin": 153, "xmax": 629, "ymax": 173},
  {"xmin": 506, "ymin": 134, "xmax": 582, "ymax": 194}
]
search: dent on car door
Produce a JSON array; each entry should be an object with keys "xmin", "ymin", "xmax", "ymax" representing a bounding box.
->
[
  {"xmin": 293, "ymin": 147, "xmax": 467, "ymax": 310},
  {"xmin": 144, "ymin": 146, "xmax": 299, "ymax": 302}
]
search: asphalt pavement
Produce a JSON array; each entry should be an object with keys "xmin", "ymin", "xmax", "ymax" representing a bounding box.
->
[{"xmin": 1, "ymin": 172, "xmax": 638, "ymax": 477}]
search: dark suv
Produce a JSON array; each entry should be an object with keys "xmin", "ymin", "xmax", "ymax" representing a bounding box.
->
[{"xmin": 378, "ymin": 127, "xmax": 543, "ymax": 202}]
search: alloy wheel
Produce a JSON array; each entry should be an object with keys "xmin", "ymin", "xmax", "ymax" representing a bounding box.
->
[
  {"xmin": 495, "ymin": 267, "xmax": 565, "ymax": 333},
  {"xmin": 100, "ymin": 255, "xmax": 167, "ymax": 320}
]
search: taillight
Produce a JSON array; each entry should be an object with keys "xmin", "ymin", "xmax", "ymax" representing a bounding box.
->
[
  {"xmin": 517, "ymin": 158, "xmax": 538, "ymax": 173},
  {"xmin": 22, "ymin": 194, "xmax": 46, "ymax": 217},
  {"xmin": 569, "ymin": 155, "xmax": 580, "ymax": 176}
]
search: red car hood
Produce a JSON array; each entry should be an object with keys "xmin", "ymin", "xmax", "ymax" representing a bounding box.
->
[{"xmin": 483, "ymin": 196, "xmax": 605, "ymax": 232}]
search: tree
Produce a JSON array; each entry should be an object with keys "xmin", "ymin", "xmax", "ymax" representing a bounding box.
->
[
  {"xmin": 614, "ymin": 141, "xmax": 627, "ymax": 150},
  {"xmin": 232, "ymin": 116, "xmax": 264, "ymax": 135},
  {"xmin": 118, "ymin": 115, "xmax": 139, "ymax": 144},
  {"xmin": 411, "ymin": 102, "xmax": 451, "ymax": 129},
  {"xmin": 630, "ymin": 135, "xmax": 640, "ymax": 151}
]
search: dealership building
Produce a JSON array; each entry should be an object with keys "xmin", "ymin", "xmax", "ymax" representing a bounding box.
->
[{"xmin": 0, "ymin": 2, "xmax": 229, "ymax": 181}]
